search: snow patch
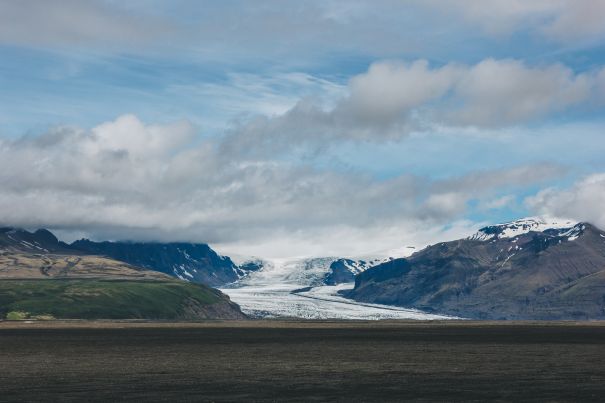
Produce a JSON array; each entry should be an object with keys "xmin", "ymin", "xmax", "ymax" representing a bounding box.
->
[
  {"xmin": 178, "ymin": 264, "xmax": 194, "ymax": 279},
  {"xmin": 20, "ymin": 240, "xmax": 47, "ymax": 251},
  {"xmin": 560, "ymin": 224, "xmax": 585, "ymax": 241},
  {"xmin": 469, "ymin": 216, "xmax": 578, "ymax": 241}
]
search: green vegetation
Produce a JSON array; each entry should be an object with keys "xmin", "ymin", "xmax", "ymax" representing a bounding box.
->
[
  {"xmin": 4, "ymin": 311, "xmax": 56, "ymax": 320},
  {"xmin": 0, "ymin": 279, "xmax": 222, "ymax": 320},
  {"xmin": 6, "ymin": 311, "xmax": 29, "ymax": 320}
]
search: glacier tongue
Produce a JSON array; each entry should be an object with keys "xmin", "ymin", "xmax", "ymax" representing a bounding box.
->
[{"xmin": 220, "ymin": 257, "xmax": 455, "ymax": 320}]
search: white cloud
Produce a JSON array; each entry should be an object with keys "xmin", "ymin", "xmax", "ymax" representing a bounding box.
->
[
  {"xmin": 450, "ymin": 59, "xmax": 591, "ymax": 126},
  {"xmin": 90, "ymin": 114, "xmax": 195, "ymax": 157},
  {"xmin": 342, "ymin": 60, "xmax": 462, "ymax": 125},
  {"xmin": 0, "ymin": 115, "xmax": 564, "ymax": 258},
  {"xmin": 526, "ymin": 173, "xmax": 605, "ymax": 229},
  {"xmin": 213, "ymin": 220, "xmax": 483, "ymax": 260},
  {"xmin": 221, "ymin": 59, "xmax": 603, "ymax": 156}
]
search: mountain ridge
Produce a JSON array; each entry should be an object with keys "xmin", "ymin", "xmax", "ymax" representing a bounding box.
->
[{"xmin": 70, "ymin": 239, "xmax": 247, "ymax": 287}]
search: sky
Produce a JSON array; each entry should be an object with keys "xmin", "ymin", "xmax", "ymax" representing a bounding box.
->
[{"xmin": 1, "ymin": 0, "xmax": 605, "ymax": 258}]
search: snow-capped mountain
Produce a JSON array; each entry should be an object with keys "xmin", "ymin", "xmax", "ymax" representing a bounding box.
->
[
  {"xmin": 348, "ymin": 217, "xmax": 605, "ymax": 320},
  {"xmin": 227, "ymin": 255, "xmax": 395, "ymax": 289}
]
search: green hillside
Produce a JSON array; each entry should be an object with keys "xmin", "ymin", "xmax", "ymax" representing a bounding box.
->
[{"xmin": 0, "ymin": 279, "xmax": 243, "ymax": 320}]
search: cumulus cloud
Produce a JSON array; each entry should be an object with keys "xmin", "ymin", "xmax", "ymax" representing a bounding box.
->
[
  {"xmin": 342, "ymin": 60, "xmax": 461, "ymax": 126},
  {"xmin": 526, "ymin": 173, "xmax": 605, "ymax": 229},
  {"xmin": 450, "ymin": 59, "xmax": 591, "ymax": 126},
  {"xmin": 222, "ymin": 59, "xmax": 603, "ymax": 155},
  {"xmin": 0, "ymin": 115, "xmax": 564, "ymax": 257}
]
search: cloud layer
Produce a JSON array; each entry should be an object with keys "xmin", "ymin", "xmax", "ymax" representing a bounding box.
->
[
  {"xmin": 4, "ymin": 1, "xmax": 605, "ymax": 53},
  {"xmin": 0, "ymin": 114, "xmax": 565, "ymax": 257}
]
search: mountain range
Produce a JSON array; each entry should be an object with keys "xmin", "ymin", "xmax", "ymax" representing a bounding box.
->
[{"xmin": 3, "ymin": 216, "xmax": 605, "ymax": 320}]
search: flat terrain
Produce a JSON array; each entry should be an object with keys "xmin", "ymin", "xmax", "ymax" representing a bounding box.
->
[{"xmin": 1, "ymin": 321, "xmax": 605, "ymax": 402}]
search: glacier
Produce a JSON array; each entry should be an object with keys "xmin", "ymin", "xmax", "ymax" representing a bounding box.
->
[{"xmin": 220, "ymin": 257, "xmax": 455, "ymax": 320}]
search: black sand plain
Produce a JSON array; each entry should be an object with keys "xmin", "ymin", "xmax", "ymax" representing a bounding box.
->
[{"xmin": 1, "ymin": 320, "xmax": 604, "ymax": 402}]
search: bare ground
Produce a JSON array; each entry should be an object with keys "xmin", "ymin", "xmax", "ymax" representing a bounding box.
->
[{"xmin": 1, "ymin": 320, "xmax": 604, "ymax": 402}]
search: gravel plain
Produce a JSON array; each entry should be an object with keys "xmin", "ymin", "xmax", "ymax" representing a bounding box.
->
[{"xmin": 1, "ymin": 320, "xmax": 604, "ymax": 402}]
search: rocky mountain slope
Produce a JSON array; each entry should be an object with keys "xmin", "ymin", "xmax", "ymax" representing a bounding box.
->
[
  {"xmin": 0, "ymin": 227, "xmax": 246, "ymax": 320},
  {"xmin": 0, "ymin": 227, "xmax": 71, "ymax": 253},
  {"xmin": 346, "ymin": 218, "xmax": 605, "ymax": 320},
  {"xmin": 323, "ymin": 258, "xmax": 381, "ymax": 285},
  {"xmin": 71, "ymin": 239, "xmax": 253, "ymax": 287}
]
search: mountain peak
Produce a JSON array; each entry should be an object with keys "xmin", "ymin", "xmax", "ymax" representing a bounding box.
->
[
  {"xmin": 33, "ymin": 228, "xmax": 59, "ymax": 245},
  {"xmin": 469, "ymin": 216, "xmax": 579, "ymax": 241},
  {"xmin": 0, "ymin": 227, "xmax": 63, "ymax": 252}
]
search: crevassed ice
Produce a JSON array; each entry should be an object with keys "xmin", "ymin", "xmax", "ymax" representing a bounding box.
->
[{"xmin": 221, "ymin": 257, "xmax": 456, "ymax": 320}]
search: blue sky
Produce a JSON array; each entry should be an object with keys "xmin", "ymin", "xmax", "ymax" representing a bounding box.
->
[{"xmin": 1, "ymin": 0, "xmax": 605, "ymax": 258}]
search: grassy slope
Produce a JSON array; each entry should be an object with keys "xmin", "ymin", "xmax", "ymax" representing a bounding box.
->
[{"xmin": 0, "ymin": 279, "xmax": 223, "ymax": 320}]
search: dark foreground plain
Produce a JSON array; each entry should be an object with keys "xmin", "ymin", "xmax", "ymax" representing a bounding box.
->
[{"xmin": 1, "ymin": 321, "xmax": 605, "ymax": 402}]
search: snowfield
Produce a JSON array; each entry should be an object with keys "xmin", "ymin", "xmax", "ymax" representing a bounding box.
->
[
  {"xmin": 220, "ymin": 258, "xmax": 455, "ymax": 320},
  {"xmin": 469, "ymin": 216, "xmax": 578, "ymax": 241}
]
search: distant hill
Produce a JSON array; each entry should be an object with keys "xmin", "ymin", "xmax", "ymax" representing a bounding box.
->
[
  {"xmin": 0, "ymin": 228, "xmax": 246, "ymax": 320},
  {"xmin": 346, "ymin": 218, "xmax": 605, "ymax": 320}
]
